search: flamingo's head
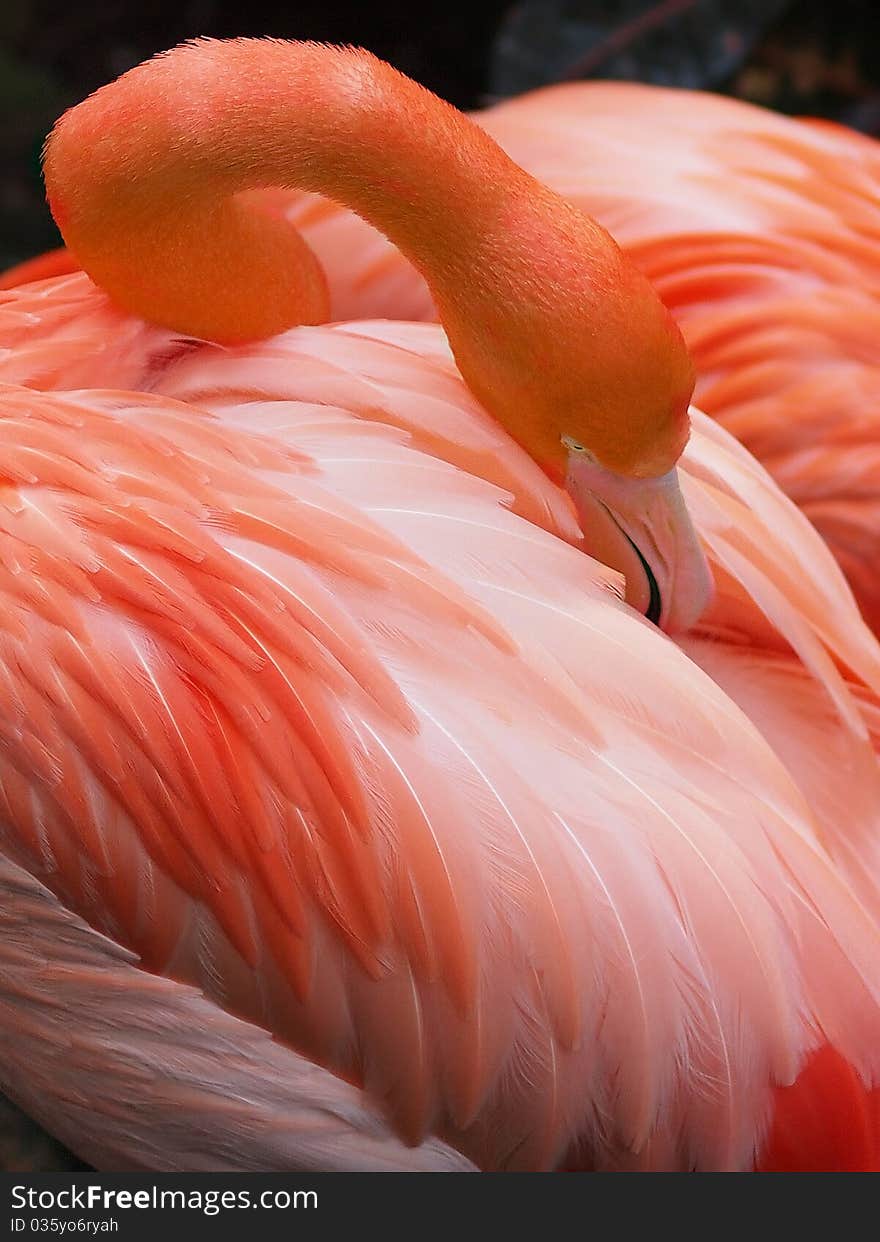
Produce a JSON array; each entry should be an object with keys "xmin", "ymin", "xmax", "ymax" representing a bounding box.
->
[{"xmin": 429, "ymin": 187, "xmax": 711, "ymax": 631}]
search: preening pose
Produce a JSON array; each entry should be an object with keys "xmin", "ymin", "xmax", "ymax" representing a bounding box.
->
[{"xmin": 1, "ymin": 40, "xmax": 879, "ymax": 1171}]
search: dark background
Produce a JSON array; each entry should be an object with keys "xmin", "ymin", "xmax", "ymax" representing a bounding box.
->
[
  {"xmin": 1, "ymin": 0, "xmax": 879, "ymax": 1172},
  {"xmin": 3, "ymin": 0, "xmax": 880, "ymax": 271}
]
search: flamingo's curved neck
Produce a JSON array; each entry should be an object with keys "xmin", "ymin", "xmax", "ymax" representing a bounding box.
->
[{"xmin": 44, "ymin": 38, "xmax": 694, "ymax": 479}]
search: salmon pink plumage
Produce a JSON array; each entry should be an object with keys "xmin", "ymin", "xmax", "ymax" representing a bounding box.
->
[{"xmin": 0, "ymin": 39, "xmax": 879, "ymax": 1172}]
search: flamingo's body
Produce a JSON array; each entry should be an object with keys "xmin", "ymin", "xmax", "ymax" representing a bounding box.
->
[
  {"xmin": 2, "ymin": 41, "xmax": 880, "ymax": 1171},
  {"xmin": 3, "ymin": 274, "xmax": 880, "ymax": 1170}
]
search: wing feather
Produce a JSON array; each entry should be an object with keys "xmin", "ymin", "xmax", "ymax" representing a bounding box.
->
[{"xmin": 2, "ymin": 321, "xmax": 880, "ymax": 1171}]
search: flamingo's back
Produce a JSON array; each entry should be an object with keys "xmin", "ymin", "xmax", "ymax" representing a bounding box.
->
[{"xmin": 2, "ymin": 278, "xmax": 880, "ymax": 1167}]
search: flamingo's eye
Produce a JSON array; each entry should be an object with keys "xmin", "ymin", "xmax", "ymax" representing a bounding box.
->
[{"xmin": 562, "ymin": 435, "xmax": 594, "ymax": 458}]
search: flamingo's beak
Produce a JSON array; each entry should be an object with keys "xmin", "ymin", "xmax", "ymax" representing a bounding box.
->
[{"xmin": 565, "ymin": 446, "xmax": 713, "ymax": 633}]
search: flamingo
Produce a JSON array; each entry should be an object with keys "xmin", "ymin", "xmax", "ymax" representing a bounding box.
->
[{"xmin": 1, "ymin": 38, "xmax": 880, "ymax": 1172}]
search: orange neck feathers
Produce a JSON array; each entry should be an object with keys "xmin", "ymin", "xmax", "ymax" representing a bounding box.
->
[{"xmin": 43, "ymin": 38, "xmax": 694, "ymax": 479}]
